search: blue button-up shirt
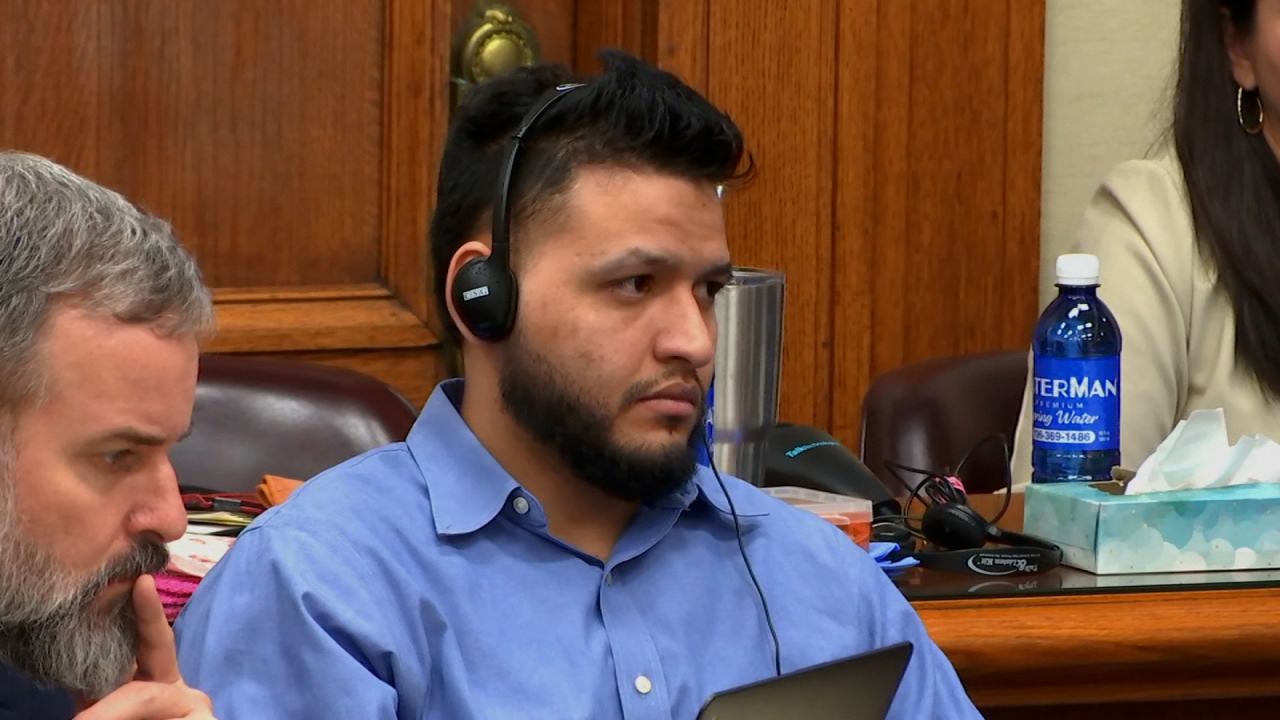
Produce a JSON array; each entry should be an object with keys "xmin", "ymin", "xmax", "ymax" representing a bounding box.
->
[{"xmin": 175, "ymin": 381, "xmax": 979, "ymax": 719}]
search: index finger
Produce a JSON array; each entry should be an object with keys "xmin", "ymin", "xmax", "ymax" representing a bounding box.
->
[{"xmin": 131, "ymin": 574, "xmax": 181, "ymax": 683}]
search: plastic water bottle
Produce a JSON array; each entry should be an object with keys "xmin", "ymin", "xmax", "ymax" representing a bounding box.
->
[{"xmin": 1030, "ymin": 254, "xmax": 1122, "ymax": 483}]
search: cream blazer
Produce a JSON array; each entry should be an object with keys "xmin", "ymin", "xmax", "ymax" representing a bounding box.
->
[{"xmin": 1011, "ymin": 149, "xmax": 1280, "ymax": 487}]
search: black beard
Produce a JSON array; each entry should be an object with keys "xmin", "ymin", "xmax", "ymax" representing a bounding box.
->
[{"xmin": 498, "ymin": 332, "xmax": 702, "ymax": 504}]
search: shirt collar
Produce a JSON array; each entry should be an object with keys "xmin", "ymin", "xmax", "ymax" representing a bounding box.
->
[
  {"xmin": 406, "ymin": 380, "xmax": 771, "ymax": 537},
  {"xmin": 672, "ymin": 467, "xmax": 773, "ymax": 521},
  {"xmin": 406, "ymin": 380, "xmax": 521, "ymax": 537}
]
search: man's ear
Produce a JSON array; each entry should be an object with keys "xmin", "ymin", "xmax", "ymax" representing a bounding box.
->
[
  {"xmin": 1223, "ymin": 10, "xmax": 1258, "ymax": 90},
  {"xmin": 444, "ymin": 239, "xmax": 493, "ymax": 343}
]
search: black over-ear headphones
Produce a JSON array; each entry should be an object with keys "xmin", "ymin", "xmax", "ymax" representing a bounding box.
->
[
  {"xmin": 451, "ymin": 82, "xmax": 586, "ymax": 342},
  {"xmin": 883, "ymin": 438, "xmax": 1063, "ymax": 577},
  {"xmin": 913, "ymin": 501, "xmax": 1062, "ymax": 576}
]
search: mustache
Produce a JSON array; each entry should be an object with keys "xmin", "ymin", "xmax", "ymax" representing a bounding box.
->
[
  {"xmin": 620, "ymin": 369, "xmax": 706, "ymax": 409},
  {"xmin": 77, "ymin": 539, "xmax": 170, "ymax": 605}
]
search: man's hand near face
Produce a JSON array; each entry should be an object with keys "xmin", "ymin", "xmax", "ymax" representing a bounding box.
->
[{"xmin": 73, "ymin": 576, "xmax": 215, "ymax": 720}]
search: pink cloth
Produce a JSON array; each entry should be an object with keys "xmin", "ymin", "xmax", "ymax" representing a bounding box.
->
[{"xmin": 155, "ymin": 571, "xmax": 202, "ymax": 623}]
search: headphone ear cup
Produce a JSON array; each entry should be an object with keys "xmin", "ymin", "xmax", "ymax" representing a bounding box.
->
[
  {"xmin": 921, "ymin": 503, "xmax": 991, "ymax": 551},
  {"xmin": 452, "ymin": 257, "xmax": 518, "ymax": 342}
]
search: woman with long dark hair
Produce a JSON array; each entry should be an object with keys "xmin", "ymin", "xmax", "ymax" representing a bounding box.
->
[{"xmin": 1013, "ymin": 0, "xmax": 1280, "ymax": 484}]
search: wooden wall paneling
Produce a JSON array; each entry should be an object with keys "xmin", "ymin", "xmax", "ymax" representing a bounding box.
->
[
  {"xmin": 904, "ymin": 0, "xmax": 1012, "ymax": 360},
  {"xmin": 95, "ymin": 0, "xmax": 386, "ymax": 290},
  {"xmin": 866, "ymin": 0, "xmax": 913, "ymax": 378},
  {"xmin": 651, "ymin": 0, "xmax": 709, "ymax": 93},
  {"xmin": 200, "ymin": 0, "xmax": 586, "ymax": 400},
  {"xmin": 573, "ymin": 0, "xmax": 655, "ymax": 73},
  {"xmin": 704, "ymin": 0, "xmax": 838, "ymax": 430},
  {"xmin": 830, "ymin": 0, "xmax": 1044, "ymax": 450},
  {"xmin": 208, "ymin": 290, "xmax": 432, "ymax": 353},
  {"xmin": 0, "ymin": 1, "xmax": 101, "ymax": 174},
  {"xmin": 508, "ymin": 0, "xmax": 576, "ymax": 66},
  {"xmin": 831, "ymin": 0, "xmax": 893, "ymax": 448},
  {"xmin": 385, "ymin": 0, "xmax": 439, "ymax": 327},
  {"xmin": 200, "ymin": 0, "xmax": 443, "ymax": 404},
  {"xmin": 1003, "ymin": 0, "xmax": 1046, "ymax": 348},
  {"xmin": 0, "ymin": 1, "xmax": 454, "ymax": 405}
]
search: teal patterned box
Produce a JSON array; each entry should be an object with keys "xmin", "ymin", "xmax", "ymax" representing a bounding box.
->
[{"xmin": 1023, "ymin": 481, "xmax": 1280, "ymax": 574}]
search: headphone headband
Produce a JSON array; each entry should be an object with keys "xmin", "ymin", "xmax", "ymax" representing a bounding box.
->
[
  {"xmin": 911, "ymin": 545, "xmax": 1061, "ymax": 576},
  {"xmin": 490, "ymin": 82, "xmax": 586, "ymax": 270},
  {"xmin": 453, "ymin": 81, "xmax": 586, "ymax": 342}
]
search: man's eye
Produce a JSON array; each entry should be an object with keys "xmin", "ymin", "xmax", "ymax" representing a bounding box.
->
[
  {"xmin": 103, "ymin": 449, "xmax": 138, "ymax": 468},
  {"xmin": 693, "ymin": 280, "xmax": 726, "ymax": 306},
  {"xmin": 616, "ymin": 275, "xmax": 653, "ymax": 296}
]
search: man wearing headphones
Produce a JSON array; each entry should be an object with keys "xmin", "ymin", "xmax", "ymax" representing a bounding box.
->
[{"xmin": 175, "ymin": 51, "xmax": 980, "ymax": 719}]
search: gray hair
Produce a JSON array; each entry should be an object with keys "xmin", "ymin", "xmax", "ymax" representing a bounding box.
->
[{"xmin": 0, "ymin": 151, "xmax": 214, "ymax": 412}]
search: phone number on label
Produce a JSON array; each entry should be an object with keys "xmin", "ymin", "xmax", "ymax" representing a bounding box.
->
[{"xmin": 1032, "ymin": 429, "xmax": 1097, "ymax": 444}]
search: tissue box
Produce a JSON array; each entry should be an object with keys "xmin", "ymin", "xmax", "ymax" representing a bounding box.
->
[{"xmin": 1024, "ymin": 481, "xmax": 1280, "ymax": 574}]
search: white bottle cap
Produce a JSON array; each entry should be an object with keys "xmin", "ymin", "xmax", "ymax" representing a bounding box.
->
[{"xmin": 1056, "ymin": 253, "xmax": 1100, "ymax": 286}]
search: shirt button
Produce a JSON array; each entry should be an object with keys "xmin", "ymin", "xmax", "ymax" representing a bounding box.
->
[
  {"xmin": 512, "ymin": 496, "xmax": 530, "ymax": 515},
  {"xmin": 634, "ymin": 675, "xmax": 653, "ymax": 694},
  {"xmin": 604, "ymin": 572, "xmax": 614, "ymax": 585}
]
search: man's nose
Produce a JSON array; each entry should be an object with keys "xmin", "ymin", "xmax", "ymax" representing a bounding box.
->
[
  {"xmin": 654, "ymin": 291, "xmax": 716, "ymax": 370},
  {"xmin": 126, "ymin": 458, "xmax": 187, "ymax": 543}
]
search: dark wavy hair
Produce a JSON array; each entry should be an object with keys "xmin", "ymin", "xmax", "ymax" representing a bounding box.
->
[
  {"xmin": 1174, "ymin": 0, "xmax": 1280, "ymax": 396},
  {"xmin": 429, "ymin": 49, "xmax": 751, "ymax": 344}
]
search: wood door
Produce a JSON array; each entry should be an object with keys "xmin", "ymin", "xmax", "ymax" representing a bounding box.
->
[{"xmin": 1, "ymin": 1, "xmax": 448, "ymax": 406}]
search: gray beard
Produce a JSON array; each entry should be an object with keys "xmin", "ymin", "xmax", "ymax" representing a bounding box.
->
[
  {"xmin": 0, "ymin": 585, "xmax": 138, "ymax": 699},
  {"xmin": 0, "ymin": 456, "xmax": 166, "ymax": 698}
]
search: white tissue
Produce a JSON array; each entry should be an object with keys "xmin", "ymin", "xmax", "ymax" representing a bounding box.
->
[{"xmin": 1125, "ymin": 408, "xmax": 1280, "ymax": 495}]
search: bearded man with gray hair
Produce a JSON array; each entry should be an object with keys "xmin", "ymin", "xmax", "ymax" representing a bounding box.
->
[{"xmin": 0, "ymin": 152, "xmax": 217, "ymax": 720}]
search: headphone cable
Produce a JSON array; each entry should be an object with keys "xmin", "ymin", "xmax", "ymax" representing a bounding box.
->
[
  {"xmin": 700, "ymin": 417, "xmax": 782, "ymax": 677},
  {"xmin": 951, "ymin": 433, "xmax": 1014, "ymax": 524}
]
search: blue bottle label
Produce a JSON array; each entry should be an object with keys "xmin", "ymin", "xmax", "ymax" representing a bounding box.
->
[{"xmin": 1031, "ymin": 355, "xmax": 1120, "ymax": 452}]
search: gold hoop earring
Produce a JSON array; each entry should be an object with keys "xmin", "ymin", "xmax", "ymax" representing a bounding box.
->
[{"xmin": 1238, "ymin": 87, "xmax": 1264, "ymax": 135}]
